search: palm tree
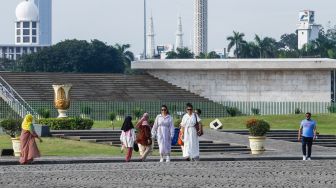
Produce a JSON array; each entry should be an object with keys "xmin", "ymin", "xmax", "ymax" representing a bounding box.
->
[
  {"xmin": 254, "ymin": 35, "xmax": 277, "ymax": 58},
  {"xmin": 115, "ymin": 44, "xmax": 134, "ymax": 74},
  {"xmin": 226, "ymin": 31, "xmax": 246, "ymax": 58}
]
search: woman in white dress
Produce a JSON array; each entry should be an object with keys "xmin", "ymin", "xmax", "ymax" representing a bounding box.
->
[
  {"xmin": 181, "ymin": 103, "xmax": 200, "ymax": 161},
  {"xmin": 152, "ymin": 105, "xmax": 175, "ymax": 162}
]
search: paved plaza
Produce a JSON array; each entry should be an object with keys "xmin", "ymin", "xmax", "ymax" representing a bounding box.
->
[{"xmin": 0, "ymin": 160, "xmax": 335, "ymax": 187}]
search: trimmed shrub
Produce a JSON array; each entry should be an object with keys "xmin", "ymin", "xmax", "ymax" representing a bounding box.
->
[
  {"xmin": 108, "ymin": 112, "xmax": 116, "ymax": 121},
  {"xmin": 174, "ymin": 118, "xmax": 182, "ymax": 128},
  {"xmin": 251, "ymin": 108, "xmax": 260, "ymax": 115},
  {"xmin": 38, "ymin": 108, "xmax": 51, "ymax": 118},
  {"xmin": 0, "ymin": 119, "xmax": 22, "ymax": 138},
  {"xmin": 295, "ymin": 108, "xmax": 302, "ymax": 114},
  {"xmin": 132, "ymin": 107, "xmax": 144, "ymax": 120},
  {"xmin": 226, "ymin": 107, "xmax": 241, "ymax": 117},
  {"xmin": 327, "ymin": 104, "xmax": 336, "ymax": 113},
  {"xmin": 38, "ymin": 117, "xmax": 93, "ymax": 130},
  {"xmin": 246, "ymin": 118, "xmax": 270, "ymax": 136}
]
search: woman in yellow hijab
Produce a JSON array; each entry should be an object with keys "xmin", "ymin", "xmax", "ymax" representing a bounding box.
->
[{"xmin": 19, "ymin": 114, "xmax": 42, "ymax": 165}]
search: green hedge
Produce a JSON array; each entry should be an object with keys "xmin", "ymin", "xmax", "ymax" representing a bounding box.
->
[{"xmin": 38, "ymin": 117, "xmax": 94, "ymax": 130}]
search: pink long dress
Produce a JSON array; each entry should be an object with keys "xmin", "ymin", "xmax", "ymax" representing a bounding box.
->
[{"xmin": 19, "ymin": 125, "xmax": 40, "ymax": 164}]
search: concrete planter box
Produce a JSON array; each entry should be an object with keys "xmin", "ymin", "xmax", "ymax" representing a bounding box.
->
[{"xmin": 33, "ymin": 124, "xmax": 50, "ymax": 137}]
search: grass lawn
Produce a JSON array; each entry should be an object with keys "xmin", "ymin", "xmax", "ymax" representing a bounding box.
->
[
  {"xmin": 201, "ymin": 114, "xmax": 336, "ymax": 135},
  {"xmin": 93, "ymin": 114, "xmax": 336, "ymax": 135}
]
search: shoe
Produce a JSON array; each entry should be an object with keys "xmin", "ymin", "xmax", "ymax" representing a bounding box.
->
[
  {"xmin": 307, "ymin": 157, "xmax": 311, "ymax": 160},
  {"xmin": 160, "ymin": 158, "xmax": 164, "ymax": 162},
  {"xmin": 302, "ymin": 156, "xmax": 307, "ymax": 160},
  {"xmin": 185, "ymin": 157, "xmax": 190, "ymax": 161},
  {"xmin": 166, "ymin": 156, "xmax": 170, "ymax": 162}
]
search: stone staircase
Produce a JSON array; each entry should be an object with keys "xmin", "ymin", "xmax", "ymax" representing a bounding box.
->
[
  {"xmin": 51, "ymin": 130, "xmax": 250, "ymax": 154},
  {"xmin": 220, "ymin": 130, "xmax": 336, "ymax": 148}
]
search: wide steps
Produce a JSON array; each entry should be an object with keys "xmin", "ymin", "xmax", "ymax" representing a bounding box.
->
[
  {"xmin": 221, "ymin": 130, "xmax": 336, "ymax": 148},
  {"xmin": 50, "ymin": 130, "xmax": 250, "ymax": 154}
]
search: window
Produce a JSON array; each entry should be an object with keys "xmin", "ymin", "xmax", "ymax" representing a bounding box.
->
[
  {"xmin": 16, "ymin": 47, "xmax": 21, "ymax": 53},
  {"xmin": 9, "ymin": 47, "xmax": 14, "ymax": 53},
  {"xmin": 16, "ymin": 22, "xmax": 21, "ymax": 28},
  {"xmin": 32, "ymin": 22, "xmax": 36, "ymax": 28},
  {"xmin": 23, "ymin": 29, "xmax": 30, "ymax": 35},
  {"xmin": 16, "ymin": 29, "xmax": 21, "ymax": 35},
  {"xmin": 17, "ymin": 37, "xmax": 21, "ymax": 43},
  {"xmin": 32, "ymin": 29, "xmax": 36, "ymax": 35},
  {"xmin": 23, "ymin": 22, "xmax": 30, "ymax": 28},
  {"xmin": 30, "ymin": 47, "xmax": 35, "ymax": 52},
  {"xmin": 32, "ymin": 37, "xmax": 37, "ymax": 43},
  {"xmin": 23, "ymin": 47, "xmax": 27, "ymax": 53},
  {"xmin": 23, "ymin": 36, "xmax": 30, "ymax": 43}
]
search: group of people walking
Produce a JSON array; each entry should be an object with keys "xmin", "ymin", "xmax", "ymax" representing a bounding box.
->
[
  {"xmin": 17, "ymin": 107, "xmax": 318, "ymax": 164},
  {"xmin": 120, "ymin": 103, "xmax": 203, "ymax": 162}
]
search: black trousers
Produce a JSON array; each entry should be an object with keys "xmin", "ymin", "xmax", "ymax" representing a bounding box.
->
[{"xmin": 302, "ymin": 136, "xmax": 313, "ymax": 157}]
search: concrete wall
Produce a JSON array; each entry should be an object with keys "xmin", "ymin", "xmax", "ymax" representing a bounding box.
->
[
  {"xmin": 148, "ymin": 70, "xmax": 331, "ymax": 102},
  {"xmin": 132, "ymin": 59, "xmax": 336, "ymax": 102}
]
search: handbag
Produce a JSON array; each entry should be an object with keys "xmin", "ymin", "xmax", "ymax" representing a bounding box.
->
[
  {"xmin": 177, "ymin": 128, "xmax": 184, "ymax": 146},
  {"xmin": 133, "ymin": 142, "xmax": 139, "ymax": 152},
  {"xmin": 194, "ymin": 114, "xmax": 203, "ymax": 136},
  {"xmin": 171, "ymin": 128, "xmax": 180, "ymax": 145}
]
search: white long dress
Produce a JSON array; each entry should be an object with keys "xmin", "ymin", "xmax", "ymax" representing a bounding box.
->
[
  {"xmin": 181, "ymin": 113, "xmax": 200, "ymax": 158},
  {"xmin": 152, "ymin": 114, "xmax": 174, "ymax": 155}
]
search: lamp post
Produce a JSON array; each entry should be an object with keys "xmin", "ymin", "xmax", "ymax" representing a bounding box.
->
[{"xmin": 143, "ymin": 0, "xmax": 147, "ymax": 59}]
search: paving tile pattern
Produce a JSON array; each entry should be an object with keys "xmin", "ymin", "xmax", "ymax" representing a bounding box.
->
[{"xmin": 0, "ymin": 160, "xmax": 335, "ymax": 187}]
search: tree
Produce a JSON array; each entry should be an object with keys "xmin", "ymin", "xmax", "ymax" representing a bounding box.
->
[
  {"xmin": 226, "ymin": 31, "xmax": 247, "ymax": 58},
  {"xmin": 196, "ymin": 51, "xmax": 220, "ymax": 59},
  {"xmin": 115, "ymin": 43, "xmax": 134, "ymax": 74},
  {"xmin": 278, "ymin": 33, "xmax": 298, "ymax": 50},
  {"xmin": 17, "ymin": 39, "xmax": 125, "ymax": 73},
  {"xmin": 254, "ymin": 35, "xmax": 278, "ymax": 58},
  {"xmin": 166, "ymin": 47, "xmax": 194, "ymax": 59},
  {"xmin": 0, "ymin": 58, "xmax": 16, "ymax": 71}
]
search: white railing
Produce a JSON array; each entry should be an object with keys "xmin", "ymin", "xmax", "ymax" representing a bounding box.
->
[{"xmin": 0, "ymin": 76, "xmax": 37, "ymax": 118}]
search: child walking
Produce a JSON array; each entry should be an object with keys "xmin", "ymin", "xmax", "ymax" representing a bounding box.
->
[{"xmin": 120, "ymin": 116, "xmax": 136, "ymax": 162}]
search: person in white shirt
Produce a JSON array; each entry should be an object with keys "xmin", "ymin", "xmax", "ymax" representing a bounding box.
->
[
  {"xmin": 181, "ymin": 103, "xmax": 200, "ymax": 161},
  {"xmin": 152, "ymin": 105, "xmax": 175, "ymax": 162},
  {"xmin": 120, "ymin": 116, "xmax": 136, "ymax": 162}
]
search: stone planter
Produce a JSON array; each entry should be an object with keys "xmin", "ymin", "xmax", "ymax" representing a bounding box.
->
[
  {"xmin": 11, "ymin": 137, "xmax": 21, "ymax": 157},
  {"xmin": 248, "ymin": 136, "xmax": 266, "ymax": 155}
]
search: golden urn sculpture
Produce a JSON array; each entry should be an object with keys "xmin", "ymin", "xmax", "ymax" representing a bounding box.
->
[{"xmin": 52, "ymin": 84, "xmax": 72, "ymax": 118}]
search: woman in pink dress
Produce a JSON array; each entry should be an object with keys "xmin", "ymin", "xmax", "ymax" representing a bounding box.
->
[{"xmin": 19, "ymin": 114, "xmax": 42, "ymax": 165}]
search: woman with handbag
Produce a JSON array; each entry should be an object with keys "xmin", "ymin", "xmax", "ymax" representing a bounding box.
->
[
  {"xmin": 136, "ymin": 113, "xmax": 152, "ymax": 162},
  {"xmin": 120, "ymin": 116, "xmax": 136, "ymax": 162},
  {"xmin": 152, "ymin": 105, "xmax": 175, "ymax": 162},
  {"xmin": 180, "ymin": 103, "xmax": 200, "ymax": 161}
]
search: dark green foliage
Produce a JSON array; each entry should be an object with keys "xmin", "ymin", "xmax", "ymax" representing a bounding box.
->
[
  {"xmin": 0, "ymin": 119, "xmax": 22, "ymax": 138},
  {"xmin": 246, "ymin": 118, "xmax": 270, "ymax": 136},
  {"xmin": 148, "ymin": 118, "xmax": 155, "ymax": 126},
  {"xmin": 38, "ymin": 108, "xmax": 51, "ymax": 118},
  {"xmin": 132, "ymin": 107, "xmax": 144, "ymax": 120},
  {"xmin": 17, "ymin": 39, "xmax": 125, "ymax": 73},
  {"xmin": 38, "ymin": 118, "xmax": 93, "ymax": 130},
  {"xmin": 251, "ymin": 108, "xmax": 260, "ymax": 115},
  {"xmin": 174, "ymin": 118, "xmax": 182, "ymax": 128},
  {"xmin": 226, "ymin": 107, "xmax": 241, "ymax": 117},
  {"xmin": 108, "ymin": 112, "xmax": 116, "ymax": 121},
  {"xmin": 196, "ymin": 51, "xmax": 220, "ymax": 59},
  {"xmin": 327, "ymin": 104, "xmax": 336, "ymax": 113},
  {"xmin": 295, "ymin": 108, "xmax": 302, "ymax": 114},
  {"xmin": 166, "ymin": 47, "xmax": 194, "ymax": 59},
  {"xmin": 80, "ymin": 105, "xmax": 92, "ymax": 115}
]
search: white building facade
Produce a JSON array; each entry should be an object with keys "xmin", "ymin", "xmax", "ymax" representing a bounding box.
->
[
  {"xmin": 34, "ymin": 0, "xmax": 52, "ymax": 45},
  {"xmin": 298, "ymin": 10, "xmax": 320, "ymax": 50},
  {"xmin": 193, "ymin": 0, "xmax": 208, "ymax": 56},
  {"xmin": 175, "ymin": 16, "xmax": 184, "ymax": 50},
  {"xmin": 0, "ymin": 0, "xmax": 50, "ymax": 60}
]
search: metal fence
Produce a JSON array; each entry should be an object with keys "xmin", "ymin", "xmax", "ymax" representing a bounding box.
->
[{"xmin": 0, "ymin": 100, "xmax": 334, "ymax": 121}]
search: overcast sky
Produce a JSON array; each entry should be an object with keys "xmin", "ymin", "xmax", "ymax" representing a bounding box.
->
[{"xmin": 0, "ymin": 0, "xmax": 335, "ymax": 54}]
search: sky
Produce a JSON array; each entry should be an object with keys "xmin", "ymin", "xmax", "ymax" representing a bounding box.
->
[{"xmin": 0, "ymin": 0, "xmax": 335, "ymax": 55}]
